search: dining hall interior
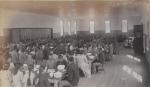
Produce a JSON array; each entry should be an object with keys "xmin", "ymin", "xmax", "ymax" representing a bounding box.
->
[{"xmin": 0, "ymin": 0, "xmax": 150, "ymax": 87}]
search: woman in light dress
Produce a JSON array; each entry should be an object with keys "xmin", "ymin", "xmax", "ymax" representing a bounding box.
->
[{"xmin": 76, "ymin": 51, "xmax": 91, "ymax": 78}]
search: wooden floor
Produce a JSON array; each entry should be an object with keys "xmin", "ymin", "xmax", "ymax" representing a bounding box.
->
[{"xmin": 78, "ymin": 49, "xmax": 150, "ymax": 87}]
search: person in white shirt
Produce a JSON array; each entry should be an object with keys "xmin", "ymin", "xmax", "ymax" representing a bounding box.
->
[
  {"xmin": 0, "ymin": 63, "xmax": 12, "ymax": 87},
  {"xmin": 22, "ymin": 64, "xmax": 35, "ymax": 87},
  {"xmin": 12, "ymin": 63, "xmax": 24, "ymax": 87}
]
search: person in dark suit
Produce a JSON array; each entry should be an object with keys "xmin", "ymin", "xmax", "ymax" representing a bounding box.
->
[
  {"xmin": 35, "ymin": 46, "xmax": 43, "ymax": 65},
  {"xmin": 92, "ymin": 47, "xmax": 104, "ymax": 73},
  {"xmin": 60, "ymin": 57, "xmax": 80, "ymax": 87},
  {"xmin": 35, "ymin": 65, "xmax": 50, "ymax": 87},
  {"xmin": 10, "ymin": 45, "xmax": 19, "ymax": 64},
  {"xmin": 43, "ymin": 45, "xmax": 49, "ymax": 60}
]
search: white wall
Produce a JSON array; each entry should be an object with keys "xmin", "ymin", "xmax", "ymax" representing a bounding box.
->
[
  {"xmin": 0, "ymin": 9, "xmax": 61, "ymax": 34},
  {"xmin": 0, "ymin": 6, "xmax": 142, "ymax": 37}
]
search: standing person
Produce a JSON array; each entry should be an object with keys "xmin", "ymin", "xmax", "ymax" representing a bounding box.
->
[
  {"xmin": 22, "ymin": 63, "xmax": 35, "ymax": 87},
  {"xmin": 43, "ymin": 45, "xmax": 49, "ymax": 60},
  {"xmin": 109, "ymin": 43, "xmax": 113, "ymax": 60},
  {"xmin": 12, "ymin": 63, "xmax": 24, "ymax": 87},
  {"xmin": 105, "ymin": 44, "xmax": 110, "ymax": 61},
  {"xmin": 35, "ymin": 47, "xmax": 43, "ymax": 65},
  {"xmin": 0, "ymin": 63, "xmax": 12, "ymax": 87},
  {"xmin": 22, "ymin": 64, "xmax": 28, "ymax": 87},
  {"xmin": 60, "ymin": 57, "xmax": 80, "ymax": 87},
  {"xmin": 35, "ymin": 65, "xmax": 49, "ymax": 87},
  {"xmin": 114, "ymin": 40, "xmax": 119, "ymax": 55},
  {"xmin": 19, "ymin": 48, "xmax": 27, "ymax": 65},
  {"xmin": 10, "ymin": 45, "xmax": 19, "ymax": 64},
  {"xmin": 46, "ymin": 53, "xmax": 57, "ymax": 69},
  {"xmin": 25, "ymin": 53, "xmax": 35, "ymax": 66},
  {"xmin": 27, "ymin": 65, "xmax": 36, "ymax": 87},
  {"xmin": 73, "ymin": 52, "xmax": 78, "ymax": 65},
  {"xmin": 98, "ymin": 48, "xmax": 105, "ymax": 70}
]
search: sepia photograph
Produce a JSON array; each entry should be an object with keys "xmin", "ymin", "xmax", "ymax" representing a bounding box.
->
[{"xmin": 0, "ymin": 0, "xmax": 150, "ymax": 87}]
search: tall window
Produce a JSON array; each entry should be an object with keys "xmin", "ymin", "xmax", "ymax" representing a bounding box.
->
[
  {"xmin": 74, "ymin": 21, "xmax": 77, "ymax": 34},
  {"xmin": 60, "ymin": 20, "xmax": 63, "ymax": 36},
  {"xmin": 68, "ymin": 21, "xmax": 71, "ymax": 35},
  {"xmin": 90, "ymin": 20, "xmax": 95, "ymax": 33},
  {"xmin": 105, "ymin": 20, "xmax": 111, "ymax": 33},
  {"xmin": 122, "ymin": 20, "xmax": 128, "ymax": 32}
]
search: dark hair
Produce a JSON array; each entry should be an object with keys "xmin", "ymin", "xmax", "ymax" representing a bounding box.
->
[
  {"xmin": 67, "ymin": 57, "xmax": 74, "ymax": 62},
  {"xmin": 14, "ymin": 45, "xmax": 18, "ymax": 50},
  {"xmin": 14, "ymin": 63, "xmax": 21, "ymax": 69},
  {"xmin": 58, "ymin": 54, "xmax": 63, "ymax": 59}
]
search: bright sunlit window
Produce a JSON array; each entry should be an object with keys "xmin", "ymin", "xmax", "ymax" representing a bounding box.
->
[
  {"xmin": 105, "ymin": 20, "xmax": 111, "ymax": 33},
  {"xmin": 60, "ymin": 20, "xmax": 63, "ymax": 36},
  {"xmin": 74, "ymin": 21, "xmax": 77, "ymax": 34},
  {"xmin": 68, "ymin": 21, "xmax": 71, "ymax": 35},
  {"xmin": 90, "ymin": 20, "xmax": 95, "ymax": 33},
  {"xmin": 122, "ymin": 20, "xmax": 128, "ymax": 32}
]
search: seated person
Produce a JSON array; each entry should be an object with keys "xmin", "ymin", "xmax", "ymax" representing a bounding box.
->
[
  {"xmin": 60, "ymin": 57, "xmax": 80, "ymax": 87},
  {"xmin": 92, "ymin": 48, "xmax": 104, "ymax": 73},
  {"xmin": 12, "ymin": 63, "xmax": 24, "ymax": 87},
  {"xmin": 46, "ymin": 55, "xmax": 56, "ymax": 69},
  {"xmin": 56, "ymin": 55, "xmax": 68, "ymax": 69}
]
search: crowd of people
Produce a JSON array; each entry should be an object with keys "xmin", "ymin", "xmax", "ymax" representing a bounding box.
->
[{"xmin": 0, "ymin": 35, "xmax": 118, "ymax": 87}]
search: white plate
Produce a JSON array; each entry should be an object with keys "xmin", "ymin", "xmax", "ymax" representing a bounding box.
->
[
  {"xmin": 57, "ymin": 65, "xmax": 65, "ymax": 70},
  {"xmin": 54, "ymin": 72, "xmax": 62, "ymax": 78}
]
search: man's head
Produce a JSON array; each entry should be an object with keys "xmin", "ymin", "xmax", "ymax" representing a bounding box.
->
[
  {"xmin": 67, "ymin": 57, "xmax": 74, "ymax": 63},
  {"xmin": 3, "ymin": 63, "xmax": 10, "ymax": 70},
  {"xmin": 39, "ymin": 65, "xmax": 45, "ymax": 74},
  {"xmin": 50, "ymin": 51, "xmax": 53, "ymax": 55},
  {"xmin": 13, "ymin": 45, "xmax": 18, "ymax": 51},
  {"xmin": 14, "ymin": 63, "xmax": 21, "ymax": 69},
  {"xmin": 58, "ymin": 54, "xmax": 63, "ymax": 59},
  {"xmin": 28, "ymin": 64, "xmax": 34, "ymax": 71}
]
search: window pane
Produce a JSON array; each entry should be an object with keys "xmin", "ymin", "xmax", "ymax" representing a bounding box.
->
[
  {"xmin": 60, "ymin": 20, "xmax": 63, "ymax": 36},
  {"xmin": 90, "ymin": 20, "xmax": 94, "ymax": 33},
  {"xmin": 68, "ymin": 21, "xmax": 71, "ymax": 35},
  {"xmin": 122, "ymin": 20, "xmax": 128, "ymax": 32},
  {"xmin": 74, "ymin": 21, "xmax": 77, "ymax": 34},
  {"xmin": 105, "ymin": 20, "xmax": 110, "ymax": 33}
]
